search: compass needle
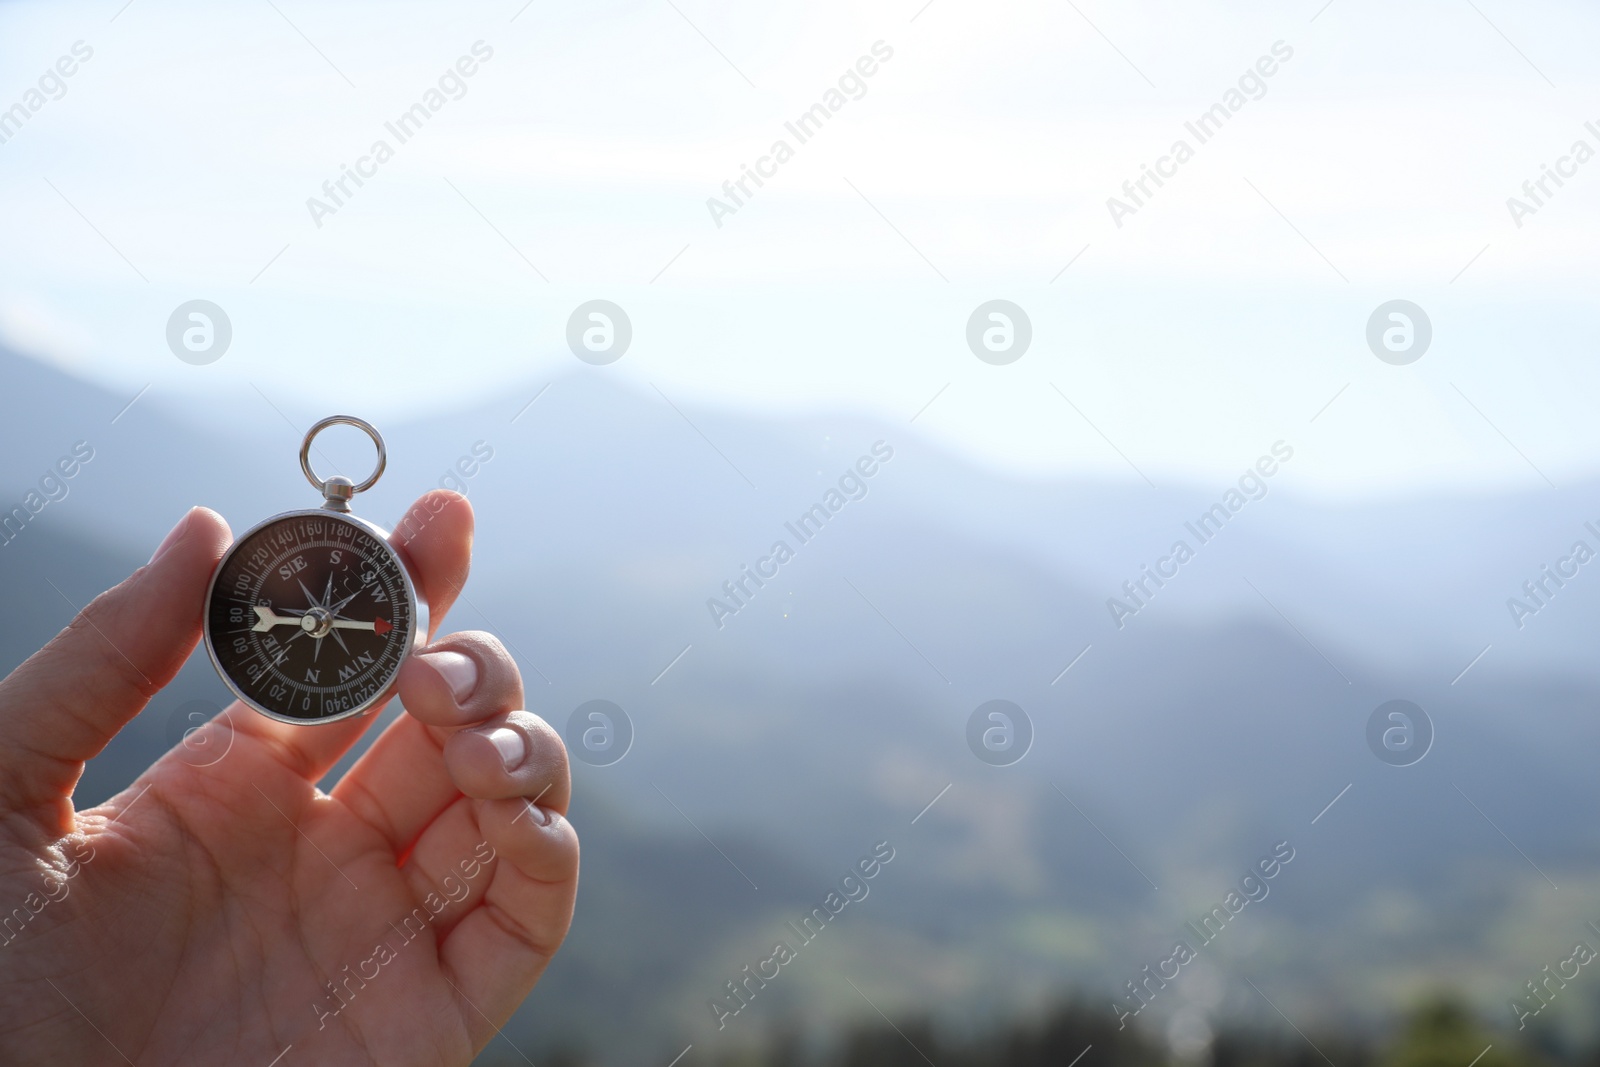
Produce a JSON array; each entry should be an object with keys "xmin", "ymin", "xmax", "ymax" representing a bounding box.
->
[{"xmin": 252, "ymin": 606, "xmax": 304, "ymax": 631}]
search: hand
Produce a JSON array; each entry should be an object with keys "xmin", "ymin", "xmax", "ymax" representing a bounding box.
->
[{"xmin": 0, "ymin": 492, "xmax": 579, "ymax": 1066}]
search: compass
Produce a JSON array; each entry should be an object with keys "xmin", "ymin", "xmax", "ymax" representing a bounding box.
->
[{"xmin": 203, "ymin": 416, "xmax": 427, "ymax": 725}]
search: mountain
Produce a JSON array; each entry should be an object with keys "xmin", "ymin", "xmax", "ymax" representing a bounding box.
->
[{"xmin": 4, "ymin": 344, "xmax": 1600, "ymax": 1061}]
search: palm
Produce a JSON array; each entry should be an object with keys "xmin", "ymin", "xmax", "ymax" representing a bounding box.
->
[{"xmin": 0, "ymin": 495, "xmax": 577, "ymax": 1067}]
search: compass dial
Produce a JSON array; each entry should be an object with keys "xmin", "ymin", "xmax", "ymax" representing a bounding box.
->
[{"xmin": 205, "ymin": 511, "xmax": 417, "ymax": 724}]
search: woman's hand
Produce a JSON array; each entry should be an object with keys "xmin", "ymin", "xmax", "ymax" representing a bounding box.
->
[{"xmin": 0, "ymin": 491, "xmax": 578, "ymax": 1066}]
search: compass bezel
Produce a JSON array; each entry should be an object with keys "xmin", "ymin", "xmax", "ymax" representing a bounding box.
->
[{"xmin": 202, "ymin": 507, "xmax": 428, "ymax": 726}]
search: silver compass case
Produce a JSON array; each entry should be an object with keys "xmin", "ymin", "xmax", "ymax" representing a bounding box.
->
[{"xmin": 200, "ymin": 417, "xmax": 429, "ymax": 726}]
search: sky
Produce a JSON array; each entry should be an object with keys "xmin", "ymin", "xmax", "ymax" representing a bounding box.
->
[{"xmin": 2, "ymin": 0, "xmax": 1599, "ymax": 497}]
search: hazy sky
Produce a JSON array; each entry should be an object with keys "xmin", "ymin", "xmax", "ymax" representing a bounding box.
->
[{"xmin": 2, "ymin": 0, "xmax": 1597, "ymax": 496}]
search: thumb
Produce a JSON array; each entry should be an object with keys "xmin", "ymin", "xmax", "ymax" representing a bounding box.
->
[{"xmin": 0, "ymin": 506, "xmax": 231, "ymax": 826}]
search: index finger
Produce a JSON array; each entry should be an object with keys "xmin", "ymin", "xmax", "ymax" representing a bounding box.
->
[{"xmin": 389, "ymin": 489, "xmax": 475, "ymax": 640}]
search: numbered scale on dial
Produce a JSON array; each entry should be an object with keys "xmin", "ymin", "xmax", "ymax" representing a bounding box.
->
[{"xmin": 203, "ymin": 417, "xmax": 427, "ymax": 725}]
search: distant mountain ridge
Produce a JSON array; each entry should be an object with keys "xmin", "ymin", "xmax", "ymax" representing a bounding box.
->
[{"xmin": 6, "ymin": 344, "xmax": 1600, "ymax": 1060}]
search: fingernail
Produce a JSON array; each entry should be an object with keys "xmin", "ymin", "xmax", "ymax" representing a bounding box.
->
[
  {"xmin": 149, "ymin": 508, "xmax": 196, "ymax": 565},
  {"xmin": 483, "ymin": 726, "xmax": 527, "ymax": 771},
  {"xmin": 419, "ymin": 651, "xmax": 477, "ymax": 702},
  {"xmin": 523, "ymin": 802, "xmax": 552, "ymax": 826}
]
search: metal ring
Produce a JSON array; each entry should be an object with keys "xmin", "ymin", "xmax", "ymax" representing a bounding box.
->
[{"xmin": 300, "ymin": 415, "xmax": 386, "ymax": 495}]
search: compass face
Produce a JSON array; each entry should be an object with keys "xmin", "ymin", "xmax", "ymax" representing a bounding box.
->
[{"xmin": 204, "ymin": 510, "xmax": 418, "ymax": 724}]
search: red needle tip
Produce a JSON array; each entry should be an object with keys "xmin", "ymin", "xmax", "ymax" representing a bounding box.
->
[{"xmin": 373, "ymin": 618, "xmax": 392, "ymax": 636}]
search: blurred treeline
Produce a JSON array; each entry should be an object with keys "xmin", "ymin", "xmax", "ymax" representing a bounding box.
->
[{"xmin": 489, "ymin": 998, "xmax": 1571, "ymax": 1067}]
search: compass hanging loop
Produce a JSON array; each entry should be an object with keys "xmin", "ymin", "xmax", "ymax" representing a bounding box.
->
[{"xmin": 300, "ymin": 415, "xmax": 386, "ymax": 512}]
